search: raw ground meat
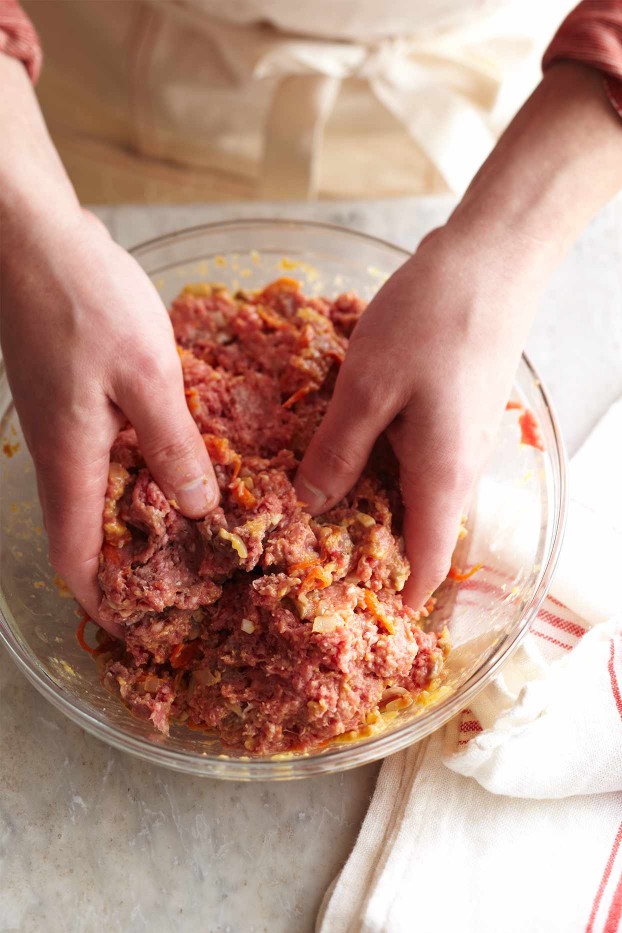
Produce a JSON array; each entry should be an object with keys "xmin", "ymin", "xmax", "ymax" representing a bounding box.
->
[{"xmin": 92, "ymin": 278, "xmax": 448, "ymax": 754}]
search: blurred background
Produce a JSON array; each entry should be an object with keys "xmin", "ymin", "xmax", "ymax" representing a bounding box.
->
[{"xmin": 23, "ymin": 0, "xmax": 574, "ymax": 203}]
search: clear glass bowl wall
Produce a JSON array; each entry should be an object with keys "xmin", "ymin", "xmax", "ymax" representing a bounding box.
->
[{"xmin": 0, "ymin": 220, "xmax": 567, "ymax": 779}]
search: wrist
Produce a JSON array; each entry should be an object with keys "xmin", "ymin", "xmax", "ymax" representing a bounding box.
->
[
  {"xmin": 449, "ymin": 63, "xmax": 622, "ymax": 269},
  {"xmin": 0, "ymin": 53, "xmax": 81, "ymax": 253},
  {"xmin": 0, "ymin": 192, "xmax": 84, "ymax": 285}
]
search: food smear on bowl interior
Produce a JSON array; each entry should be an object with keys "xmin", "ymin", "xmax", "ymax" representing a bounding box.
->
[{"xmin": 89, "ymin": 277, "xmax": 451, "ymax": 755}]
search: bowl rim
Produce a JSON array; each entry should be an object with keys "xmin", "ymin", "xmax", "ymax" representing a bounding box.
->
[
  {"xmin": 0, "ymin": 217, "xmax": 568, "ymax": 779},
  {"xmin": 129, "ymin": 215, "xmax": 420, "ymax": 260}
]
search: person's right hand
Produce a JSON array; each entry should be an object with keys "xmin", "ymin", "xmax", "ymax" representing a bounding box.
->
[
  {"xmin": 0, "ymin": 208, "xmax": 219, "ymax": 635},
  {"xmin": 294, "ymin": 221, "xmax": 550, "ymax": 611}
]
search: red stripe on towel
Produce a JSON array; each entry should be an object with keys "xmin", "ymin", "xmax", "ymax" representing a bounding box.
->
[
  {"xmin": 586, "ymin": 818, "xmax": 622, "ymax": 933},
  {"xmin": 537, "ymin": 609, "xmax": 587, "ymax": 639},
  {"xmin": 531, "ymin": 630, "xmax": 573, "ymax": 651},
  {"xmin": 608, "ymin": 638, "xmax": 622, "ymax": 722},
  {"xmin": 604, "ymin": 871, "xmax": 622, "ymax": 933},
  {"xmin": 459, "ymin": 720, "xmax": 483, "ymax": 734}
]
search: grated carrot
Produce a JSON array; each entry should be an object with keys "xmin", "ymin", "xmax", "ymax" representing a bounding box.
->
[
  {"xmin": 229, "ymin": 479, "xmax": 257, "ymax": 509},
  {"xmin": 76, "ymin": 615, "xmax": 99, "ymax": 655},
  {"xmin": 257, "ymin": 306, "xmax": 289, "ymax": 330},
  {"xmin": 300, "ymin": 564, "xmax": 332, "ymax": 594},
  {"xmin": 518, "ymin": 409, "xmax": 544, "ymax": 451},
  {"xmin": 259, "ymin": 276, "xmax": 301, "ymax": 300},
  {"xmin": 203, "ymin": 433, "xmax": 242, "ymax": 478},
  {"xmin": 289, "ymin": 557, "xmax": 320, "ymax": 576},
  {"xmin": 170, "ymin": 640, "xmax": 201, "ymax": 670},
  {"xmin": 448, "ymin": 562, "xmax": 483, "ymax": 582},
  {"xmin": 363, "ymin": 590, "xmax": 395, "ymax": 634},
  {"xmin": 283, "ymin": 385, "xmax": 313, "ymax": 409}
]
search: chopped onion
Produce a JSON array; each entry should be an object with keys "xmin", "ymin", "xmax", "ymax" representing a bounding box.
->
[
  {"xmin": 380, "ymin": 685, "xmax": 409, "ymax": 700},
  {"xmin": 356, "ymin": 511, "xmax": 376, "ymax": 528},
  {"xmin": 307, "ymin": 699, "xmax": 328, "ymax": 716},
  {"xmin": 384, "ymin": 695, "xmax": 413, "ymax": 712},
  {"xmin": 191, "ymin": 668, "xmax": 221, "ymax": 688},
  {"xmin": 140, "ymin": 674, "xmax": 164, "ymax": 695},
  {"xmin": 241, "ymin": 618, "xmax": 255, "ymax": 634},
  {"xmin": 218, "ymin": 528, "xmax": 248, "ymax": 559},
  {"xmin": 312, "ymin": 612, "xmax": 343, "ymax": 633},
  {"xmin": 380, "ymin": 686, "xmax": 413, "ymax": 712}
]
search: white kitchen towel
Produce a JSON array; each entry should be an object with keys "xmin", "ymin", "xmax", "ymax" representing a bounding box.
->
[{"xmin": 318, "ymin": 398, "xmax": 622, "ymax": 933}]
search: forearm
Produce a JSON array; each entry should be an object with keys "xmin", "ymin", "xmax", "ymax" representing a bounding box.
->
[
  {"xmin": 0, "ymin": 53, "xmax": 79, "ymax": 239},
  {"xmin": 451, "ymin": 63, "xmax": 622, "ymax": 267}
]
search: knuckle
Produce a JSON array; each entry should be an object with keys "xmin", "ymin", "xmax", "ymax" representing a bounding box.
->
[
  {"xmin": 312, "ymin": 440, "xmax": 360, "ymax": 480},
  {"xmin": 434, "ymin": 458, "xmax": 475, "ymax": 499},
  {"xmin": 125, "ymin": 348, "xmax": 181, "ymax": 392},
  {"xmin": 401, "ymin": 435, "xmax": 476, "ymax": 501},
  {"xmin": 145, "ymin": 429, "xmax": 199, "ymax": 467},
  {"xmin": 342, "ymin": 368, "xmax": 387, "ymax": 420}
]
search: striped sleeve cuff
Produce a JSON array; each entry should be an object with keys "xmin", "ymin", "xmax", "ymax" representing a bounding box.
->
[
  {"xmin": 0, "ymin": 0, "xmax": 42, "ymax": 83},
  {"xmin": 543, "ymin": 0, "xmax": 622, "ymax": 119}
]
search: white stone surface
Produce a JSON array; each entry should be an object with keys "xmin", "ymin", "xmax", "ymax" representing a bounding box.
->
[{"xmin": 1, "ymin": 197, "xmax": 620, "ymax": 933}]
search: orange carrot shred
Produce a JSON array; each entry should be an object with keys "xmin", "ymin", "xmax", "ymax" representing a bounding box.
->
[
  {"xmin": 170, "ymin": 640, "xmax": 200, "ymax": 670},
  {"xmin": 257, "ymin": 306, "xmax": 289, "ymax": 330},
  {"xmin": 185, "ymin": 387, "xmax": 201, "ymax": 415},
  {"xmin": 260, "ymin": 277, "xmax": 301, "ymax": 299},
  {"xmin": 363, "ymin": 590, "xmax": 395, "ymax": 634},
  {"xmin": 76, "ymin": 614, "xmax": 99, "ymax": 655},
  {"xmin": 187, "ymin": 719, "xmax": 208, "ymax": 732},
  {"xmin": 289, "ymin": 558, "xmax": 320, "ymax": 576},
  {"xmin": 300, "ymin": 565, "xmax": 331, "ymax": 594},
  {"xmin": 229, "ymin": 479, "xmax": 257, "ymax": 509},
  {"xmin": 203, "ymin": 433, "xmax": 242, "ymax": 478},
  {"xmin": 448, "ymin": 562, "xmax": 483, "ymax": 582},
  {"xmin": 505, "ymin": 399, "xmax": 523, "ymax": 411},
  {"xmin": 283, "ymin": 385, "xmax": 313, "ymax": 409},
  {"xmin": 518, "ymin": 409, "xmax": 544, "ymax": 450}
]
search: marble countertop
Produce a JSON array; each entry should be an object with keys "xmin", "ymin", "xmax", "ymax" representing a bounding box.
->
[{"xmin": 1, "ymin": 197, "xmax": 621, "ymax": 933}]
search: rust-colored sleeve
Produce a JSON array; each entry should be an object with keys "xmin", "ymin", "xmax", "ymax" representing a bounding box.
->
[
  {"xmin": 0, "ymin": 0, "xmax": 41, "ymax": 82},
  {"xmin": 544, "ymin": 1, "xmax": 622, "ymax": 117}
]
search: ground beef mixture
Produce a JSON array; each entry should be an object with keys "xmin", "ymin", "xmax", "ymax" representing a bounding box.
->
[{"xmin": 93, "ymin": 278, "xmax": 448, "ymax": 754}]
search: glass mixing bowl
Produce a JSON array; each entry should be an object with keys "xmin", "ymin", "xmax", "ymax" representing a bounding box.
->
[{"xmin": 0, "ymin": 220, "xmax": 567, "ymax": 779}]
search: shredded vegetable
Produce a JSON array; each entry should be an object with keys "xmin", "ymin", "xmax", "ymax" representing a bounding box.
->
[
  {"xmin": 448, "ymin": 562, "xmax": 483, "ymax": 582},
  {"xmin": 282, "ymin": 384, "xmax": 314, "ymax": 409},
  {"xmin": 170, "ymin": 640, "xmax": 201, "ymax": 669},
  {"xmin": 229, "ymin": 478, "xmax": 258, "ymax": 509},
  {"xmin": 519, "ymin": 409, "xmax": 544, "ymax": 451},
  {"xmin": 76, "ymin": 614, "xmax": 98, "ymax": 655},
  {"xmin": 363, "ymin": 590, "xmax": 396, "ymax": 634}
]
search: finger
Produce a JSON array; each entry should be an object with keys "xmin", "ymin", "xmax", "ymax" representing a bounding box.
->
[
  {"xmin": 294, "ymin": 352, "xmax": 398, "ymax": 514},
  {"xmin": 399, "ymin": 476, "xmax": 465, "ymax": 611},
  {"xmin": 389, "ymin": 421, "xmax": 472, "ymax": 611},
  {"xmin": 119, "ymin": 358, "xmax": 219, "ymax": 518},
  {"xmin": 35, "ymin": 424, "xmax": 125, "ymax": 638}
]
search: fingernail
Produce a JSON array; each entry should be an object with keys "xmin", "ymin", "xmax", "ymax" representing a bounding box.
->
[
  {"xmin": 176, "ymin": 475, "xmax": 217, "ymax": 517},
  {"xmin": 295, "ymin": 476, "xmax": 327, "ymax": 514}
]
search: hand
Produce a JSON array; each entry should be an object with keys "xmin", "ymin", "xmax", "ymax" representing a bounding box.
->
[
  {"xmin": 296, "ymin": 61, "xmax": 622, "ymax": 610},
  {"xmin": 1, "ymin": 208, "xmax": 219, "ymax": 634},
  {"xmin": 295, "ymin": 220, "xmax": 549, "ymax": 609}
]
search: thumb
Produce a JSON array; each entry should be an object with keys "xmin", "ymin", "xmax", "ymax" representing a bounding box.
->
[
  {"xmin": 120, "ymin": 368, "xmax": 219, "ymax": 518},
  {"xmin": 295, "ymin": 355, "xmax": 396, "ymax": 514}
]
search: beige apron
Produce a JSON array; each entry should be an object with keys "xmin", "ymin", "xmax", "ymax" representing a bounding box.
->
[{"xmin": 24, "ymin": 0, "xmax": 573, "ymax": 202}]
